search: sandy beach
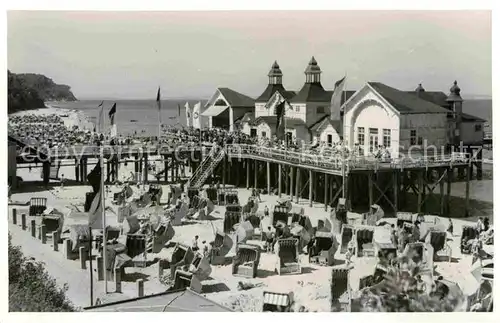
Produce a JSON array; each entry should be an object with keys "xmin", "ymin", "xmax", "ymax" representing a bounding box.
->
[
  {"xmin": 8, "ymin": 105, "xmax": 493, "ymax": 312},
  {"xmin": 8, "ymin": 175, "xmax": 489, "ymax": 311},
  {"xmin": 10, "ymin": 103, "xmax": 95, "ymax": 131}
]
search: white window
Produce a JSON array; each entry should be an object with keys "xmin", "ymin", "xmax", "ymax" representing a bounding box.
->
[
  {"xmin": 410, "ymin": 129, "xmax": 417, "ymax": 145},
  {"xmin": 383, "ymin": 129, "xmax": 391, "ymax": 148},
  {"xmin": 262, "ymin": 131, "xmax": 267, "ymax": 138},
  {"xmin": 295, "ymin": 106, "xmax": 300, "ymax": 112},
  {"xmin": 369, "ymin": 128, "xmax": 378, "ymax": 153},
  {"xmin": 357, "ymin": 127, "xmax": 365, "ymax": 145}
]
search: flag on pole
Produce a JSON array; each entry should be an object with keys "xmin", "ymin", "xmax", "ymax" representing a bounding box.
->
[
  {"xmin": 185, "ymin": 102, "xmax": 192, "ymax": 127},
  {"xmin": 87, "ymin": 161, "xmax": 101, "ymax": 193},
  {"xmin": 192, "ymin": 102, "xmax": 201, "ymax": 129},
  {"xmin": 177, "ymin": 104, "xmax": 181, "ymax": 117},
  {"xmin": 156, "ymin": 87, "xmax": 161, "ymax": 112},
  {"xmin": 109, "ymin": 103, "xmax": 117, "ymax": 125},
  {"xmin": 97, "ymin": 101, "xmax": 104, "ymax": 133},
  {"xmin": 87, "ymin": 161, "xmax": 103, "ymax": 229},
  {"xmin": 109, "ymin": 103, "xmax": 117, "ymax": 138},
  {"xmin": 275, "ymin": 100, "xmax": 286, "ymax": 139},
  {"xmin": 330, "ymin": 75, "xmax": 347, "ymax": 120},
  {"xmin": 88, "ymin": 187, "xmax": 103, "ymax": 229}
]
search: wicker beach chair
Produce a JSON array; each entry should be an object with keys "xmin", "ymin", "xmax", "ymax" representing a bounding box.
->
[
  {"xmin": 29, "ymin": 197, "xmax": 47, "ymax": 216},
  {"xmin": 275, "ymin": 238, "xmax": 301, "ymax": 275},
  {"xmin": 232, "ymin": 244, "xmax": 261, "ymax": 278}
]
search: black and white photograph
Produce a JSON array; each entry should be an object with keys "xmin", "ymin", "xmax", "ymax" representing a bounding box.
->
[{"xmin": 3, "ymin": 3, "xmax": 496, "ymax": 314}]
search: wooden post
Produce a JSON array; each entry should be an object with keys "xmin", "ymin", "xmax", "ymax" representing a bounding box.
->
[
  {"xmin": 12, "ymin": 209, "xmax": 17, "ymax": 225},
  {"xmin": 75, "ymin": 159, "xmax": 80, "ymax": 182},
  {"xmin": 31, "ymin": 220, "xmax": 36, "ymax": 238},
  {"xmin": 41, "ymin": 225, "xmax": 47, "ymax": 244},
  {"xmin": 392, "ymin": 171, "xmax": 399, "ymax": 213},
  {"xmin": 106, "ymin": 158, "xmax": 111, "ymax": 183},
  {"xmin": 324, "ymin": 173, "xmax": 328, "ymax": 211},
  {"xmin": 63, "ymin": 239, "xmax": 72, "ymax": 260},
  {"xmin": 368, "ymin": 173, "xmax": 373, "ymax": 207},
  {"xmin": 439, "ymin": 169, "xmax": 445, "ymax": 216},
  {"xmin": 476, "ymin": 149, "xmax": 483, "ymax": 180},
  {"xmin": 114, "ymin": 268, "xmax": 122, "ymax": 293},
  {"xmin": 246, "ymin": 160, "xmax": 250, "ymax": 189},
  {"xmin": 97, "ymin": 256, "xmax": 104, "ymax": 281},
  {"xmin": 144, "ymin": 154, "xmax": 149, "ymax": 184},
  {"xmin": 254, "ymin": 160, "xmax": 258, "ymax": 189},
  {"xmin": 223, "ymin": 156, "xmax": 227, "ymax": 188},
  {"xmin": 80, "ymin": 246, "xmax": 87, "ymax": 269},
  {"xmin": 295, "ymin": 168, "xmax": 300, "ymax": 203},
  {"xmin": 465, "ymin": 166, "xmax": 470, "ymax": 217},
  {"xmin": 446, "ymin": 168, "xmax": 452, "ymax": 216},
  {"xmin": 267, "ymin": 162, "xmax": 271, "ymax": 194},
  {"xmin": 417, "ymin": 171, "xmax": 423, "ymax": 213},
  {"xmin": 278, "ymin": 164, "xmax": 282, "ymax": 197},
  {"xmin": 137, "ymin": 279, "xmax": 144, "ymax": 297},
  {"xmin": 309, "ymin": 170, "xmax": 313, "ymax": 207},
  {"xmin": 289, "ymin": 167, "xmax": 294, "ymax": 197},
  {"xmin": 52, "ymin": 232, "xmax": 59, "ymax": 251},
  {"xmin": 21, "ymin": 213, "xmax": 26, "ymax": 230}
]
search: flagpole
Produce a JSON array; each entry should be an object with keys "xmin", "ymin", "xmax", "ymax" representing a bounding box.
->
[
  {"xmin": 158, "ymin": 88, "xmax": 162, "ymax": 144},
  {"xmin": 88, "ymin": 227, "xmax": 93, "ymax": 306},
  {"xmin": 341, "ymin": 73, "xmax": 347, "ymax": 199},
  {"xmin": 100, "ymin": 146, "xmax": 108, "ymax": 294}
]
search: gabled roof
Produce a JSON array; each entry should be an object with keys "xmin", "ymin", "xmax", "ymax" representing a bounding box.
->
[
  {"xmin": 218, "ymin": 87, "xmax": 255, "ymax": 107},
  {"xmin": 256, "ymin": 84, "xmax": 295, "ymax": 103},
  {"xmin": 309, "ymin": 116, "xmax": 342, "ymax": 133},
  {"xmin": 462, "ymin": 112, "xmax": 486, "ymax": 123},
  {"xmin": 290, "ymin": 83, "xmax": 330, "ymax": 103},
  {"xmin": 407, "ymin": 91, "xmax": 449, "ymax": 107},
  {"xmin": 368, "ymin": 82, "xmax": 450, "ymax": 114},
  {"xmin": 84, "ymin": 288, "xmax": 233, "ymax": 312}
]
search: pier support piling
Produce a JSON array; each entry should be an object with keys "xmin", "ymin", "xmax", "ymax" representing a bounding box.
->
[
  {"xmin": 278, "ymin": 164, "xmax": 282, "ymax": 197},
  {"xmin": 309, "ymin": 170, "xmax": 313, "ymax": 207},
  {"xmin": 267, "ymin": 162, "xmax": 271, "ymax": 194}
]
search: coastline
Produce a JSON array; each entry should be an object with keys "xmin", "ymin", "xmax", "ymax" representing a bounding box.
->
[{"xmin": 9, "ymin": 102, "xmax": 94, "ymax": 131}]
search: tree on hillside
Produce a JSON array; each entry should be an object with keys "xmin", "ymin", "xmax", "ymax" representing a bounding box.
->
[{"xmin": 8, "ymin": 234, "xmax": 77, "ymax": 312}]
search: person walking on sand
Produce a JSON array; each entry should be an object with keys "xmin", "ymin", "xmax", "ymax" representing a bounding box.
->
[
  {"xmin": 192, "ymin": 235, "xmax": 200, "ymax": 252},
  {"xmin": 447, "ymin": 218, "xmax": 454, "ymax": 235},
  {"xmin": 256, "ymin": 188, "xmax": 262, "ymax": 202}
]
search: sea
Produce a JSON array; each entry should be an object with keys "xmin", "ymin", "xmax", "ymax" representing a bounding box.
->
[
  {"xmin": 50, "ymin": 99, "xmax": 207, "ymax": 137},
  {"xmin": 50, "ymin": 98, "xmax": 493, "ymax": 137}
]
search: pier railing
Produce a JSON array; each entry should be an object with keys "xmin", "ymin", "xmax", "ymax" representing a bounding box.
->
[{"xmin": 225, "ymin": 144, "xmax": 470, "ymax": 172}]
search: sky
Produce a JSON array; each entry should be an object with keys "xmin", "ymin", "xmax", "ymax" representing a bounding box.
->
[{"xmin": 7, "ymin": 10, "xmax": 492, "ymax": 100}]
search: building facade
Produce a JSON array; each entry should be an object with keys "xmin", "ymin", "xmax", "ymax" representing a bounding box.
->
[{"xmin": 202, "ymin": 58, "xmax": 485, "ymax": 157}]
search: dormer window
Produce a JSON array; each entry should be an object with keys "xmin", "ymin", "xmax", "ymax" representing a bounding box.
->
[{"xmin": 316, "ymin": 106, "xmax": 325, "ymax": 114}]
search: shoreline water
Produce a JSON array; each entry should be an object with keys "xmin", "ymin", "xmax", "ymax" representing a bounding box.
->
[{"xmin": 9, "ymin": 102, "xmax": 95, "ymax": 132}]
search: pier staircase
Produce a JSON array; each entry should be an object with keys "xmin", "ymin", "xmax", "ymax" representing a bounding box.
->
[{"xmin": 188, "ymin": 146, "xmax": 225, "ymax": 188}]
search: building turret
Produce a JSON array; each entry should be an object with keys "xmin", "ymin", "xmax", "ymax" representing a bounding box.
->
[
  {"xmin": 268, "ymin": 61, "xmax": 283, "ymax": 85},
  {"xmin": 446, "ymin": 80, "xmax": 464, "ymax": 147},
  {"xmin": 305, "ymin": 56, "xmax": 322, "ymax": 84},
  {"xmin": 415, "ymin": 83, "xmax": 425, "ymax": 94}
]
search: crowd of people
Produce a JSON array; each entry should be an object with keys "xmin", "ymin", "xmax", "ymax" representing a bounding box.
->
[
  {"xmin": 9, "ymin": 113, "xmax": 392, "ymax": 163},
  {"xmin": 8, "ymin": 114, "xmax": 97, "ymax": 148}
]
